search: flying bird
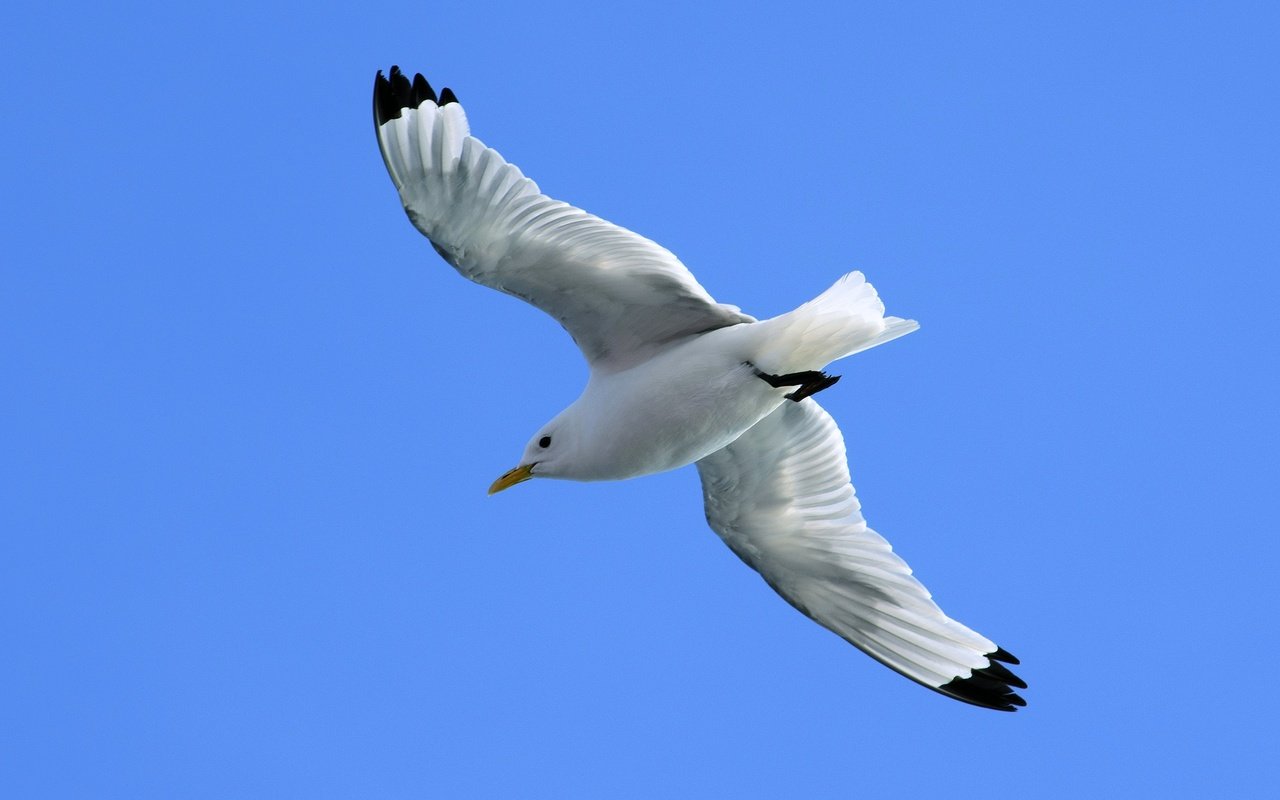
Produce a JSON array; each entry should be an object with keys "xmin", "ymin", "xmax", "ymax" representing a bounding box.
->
[{"xmin": 372, "ymin": 66, "xmax": 1026, "ymax": 711}]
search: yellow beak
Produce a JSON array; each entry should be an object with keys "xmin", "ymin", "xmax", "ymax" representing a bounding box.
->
[{"xmin": 488, "ymin": 463, "xmax": 535, "ymax": 495}]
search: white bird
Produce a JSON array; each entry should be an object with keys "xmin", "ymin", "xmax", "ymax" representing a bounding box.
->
[{"xmin": 373, "ymin": 66, "xmax": 1026, "ymax": 711}]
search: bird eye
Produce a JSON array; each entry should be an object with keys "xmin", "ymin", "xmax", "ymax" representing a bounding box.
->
[{"xmin": 538, "ymin": 435, "xmax": 552, "ymax": 448}]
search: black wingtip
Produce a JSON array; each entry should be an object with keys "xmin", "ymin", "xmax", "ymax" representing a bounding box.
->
[
  {"xmin": 412, "ymin": 73, "xmax": 437, "ymax": 105},
  {"xmin": 938, "ymin": 649, "xmax": 1028, "ymax": 711},
  {"xmin": 980, "ymin": 658, "xmax": 1028, "ymax": 690},
  {"xmin": 373, "ymin": 67, "xmax": 399, "ymax": 127},
  {"xmin": 991, "ymin": 646, "xmax": 1020, "ymax": 665},
  {"xmin": 373, "ymin": 66, "xmax": 451, "ymax": 127}
]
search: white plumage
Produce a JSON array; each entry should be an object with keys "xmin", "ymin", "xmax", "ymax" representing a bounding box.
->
[{"xmin": 373, "ymin": 67, "xmax": 1025, "ymax": 710}]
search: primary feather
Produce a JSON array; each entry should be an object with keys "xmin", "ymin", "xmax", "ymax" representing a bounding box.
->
[{"xmin": 374, "ymin": 67, "xmax": 751, "ymax": 372}]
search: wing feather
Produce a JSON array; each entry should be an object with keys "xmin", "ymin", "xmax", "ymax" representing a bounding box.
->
[
  {"xmin": 696, "ymin": 401, "xmax": 1026, "ymax": 711},
  {"xmin": 373, "ymin": 67, "xmax": 751, "ymax": 371}
]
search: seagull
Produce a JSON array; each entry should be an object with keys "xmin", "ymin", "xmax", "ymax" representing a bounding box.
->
[{"xmin": 373, "ymin": 66, "xmax": 1026, "ymax": 711}]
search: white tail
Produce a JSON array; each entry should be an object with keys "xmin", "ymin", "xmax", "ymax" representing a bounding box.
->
[{"xmin": 748, "ymin": 272, "xmax": 919, "ymax": 374}]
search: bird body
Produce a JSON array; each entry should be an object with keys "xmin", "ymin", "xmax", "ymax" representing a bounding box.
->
[
  {"xmin": 528, "ymin": 276, "xmax": 920, "ymax": 483},
  {"xmin": 540, "ymin": 342, "xmax": 779, "ymax": 482},
  {"xmin": 373, "ymin": 66, "xmax": 1027, "ymax": 711}
]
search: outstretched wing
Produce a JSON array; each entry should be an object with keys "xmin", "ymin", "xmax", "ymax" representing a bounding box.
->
[
  {"xmin": 696, "ymin": 401, "xmax": 1026, "ymax": 710},
  {"xmin": 373, "ymin": 67, "xmax": 752, "ymax": 372}
]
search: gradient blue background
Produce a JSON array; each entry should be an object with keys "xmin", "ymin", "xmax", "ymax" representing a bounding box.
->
[{"xmin": 4, "ymin": 2, "xmax": 1278, "ymax": 797}]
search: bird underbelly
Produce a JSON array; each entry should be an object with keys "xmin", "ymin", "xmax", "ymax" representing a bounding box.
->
[{"xmin": 581, "ymin": 359, "xmax": 787, "ymax": 481}]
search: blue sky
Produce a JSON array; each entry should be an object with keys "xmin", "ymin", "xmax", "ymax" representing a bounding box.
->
[{"xmin": 4, "ymin": 1, "xmax": 1278, "ymax": 797}]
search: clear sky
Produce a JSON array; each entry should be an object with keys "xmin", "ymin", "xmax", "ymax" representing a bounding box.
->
[{"xmin": 4, "ymin": 1, "xmax": 1278, "ymax": 797}]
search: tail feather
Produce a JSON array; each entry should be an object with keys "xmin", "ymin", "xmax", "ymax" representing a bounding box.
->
[
  {"xmin": 750, "ymin": 272, "xmax": 918, "ymax": 373},
  {"xmin": 849, "ymin": 315, "xmax": 920, "ymax": 357}
]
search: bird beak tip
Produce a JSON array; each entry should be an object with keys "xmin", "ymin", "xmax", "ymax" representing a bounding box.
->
[{"xmin": 488, "ymin": 464, "xmax": 535, "ymax": 495}]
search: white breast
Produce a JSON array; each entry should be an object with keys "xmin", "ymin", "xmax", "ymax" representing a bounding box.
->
[{"xmin": 567, "ymin": 331, "xmax": 790, "ymax": 481}]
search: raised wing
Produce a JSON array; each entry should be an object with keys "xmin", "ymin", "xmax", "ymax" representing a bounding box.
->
[
  {"xmin": 696, "ymin": 401, "xmax": 1026, "ymax": 710},
  {"xmin": 373, "ymin": 67, "xmax": 752, "ymax": 372}
]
